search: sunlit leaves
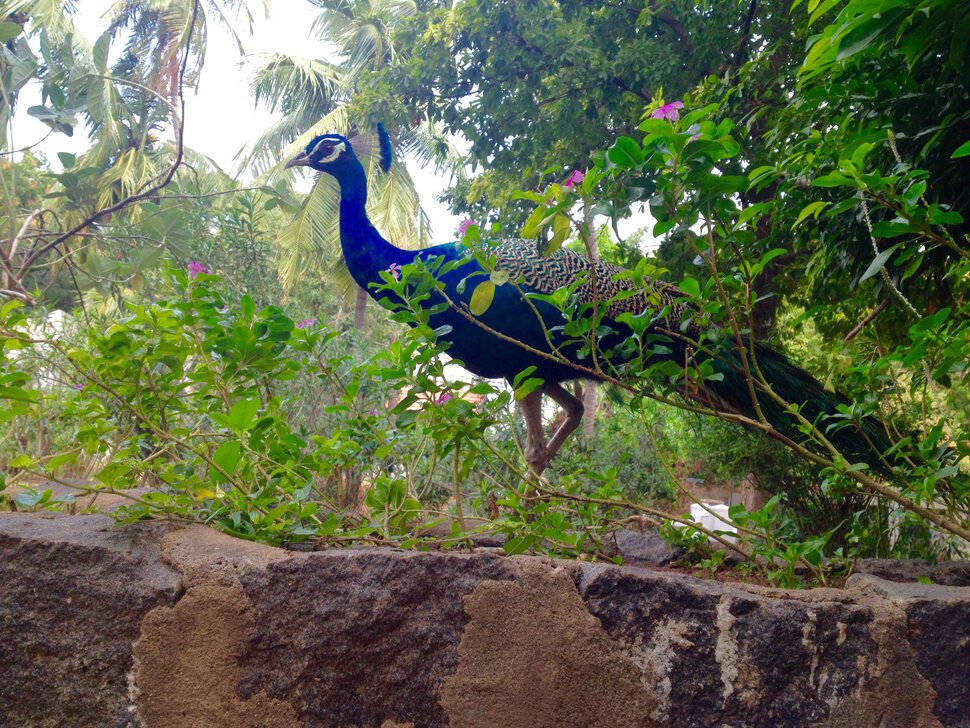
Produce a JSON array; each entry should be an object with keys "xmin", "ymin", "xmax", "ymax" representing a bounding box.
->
[{"xmin": 468, "ymin": 280, "xmax": 495, "ymax": 316}]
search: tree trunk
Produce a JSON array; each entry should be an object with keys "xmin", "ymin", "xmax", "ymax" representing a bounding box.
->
[
  {"xmin": 354, "ymin": 287, "xmax": 367, "ymax": 330},
  {"xmin": 582, "ymin": 383, "xmax": 596, "ymax": 437},
  {"xmin": 582, "ymin": 206, "xmax": 599, "ymax": 437}
]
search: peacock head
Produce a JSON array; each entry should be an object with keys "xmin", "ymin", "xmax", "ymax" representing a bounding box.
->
[
  {"xmin": 285, "ymin": 124, "xmax": 392, "ymax": 174},
  {"xmin": 285, "ymin": 133, "xmax": 355, "ymax": 172}
]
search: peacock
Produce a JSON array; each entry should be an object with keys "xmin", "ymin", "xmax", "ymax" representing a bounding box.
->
[{"xmin": 285, "ymin": 125, "xmax": 892, "ymax": 477}]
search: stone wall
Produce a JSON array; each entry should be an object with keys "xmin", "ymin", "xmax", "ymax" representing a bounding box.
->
[{"xmin": 1, "ymin": 512, "xmax": 968, "ymax": 727}]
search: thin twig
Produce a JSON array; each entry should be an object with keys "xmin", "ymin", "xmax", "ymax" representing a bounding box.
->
[{"xmin": 843, "ymin": 299, "xmax": 889, "ymax": 343}]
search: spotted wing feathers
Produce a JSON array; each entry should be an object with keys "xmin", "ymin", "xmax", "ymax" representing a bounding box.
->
[{"xmin": 485, "ymin": 240, "xmax": 690, "ymax": 329}]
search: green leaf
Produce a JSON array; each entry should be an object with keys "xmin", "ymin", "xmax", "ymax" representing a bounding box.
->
[
  {"xmin": 513, "ymin": 190, "xmax": 550, "ymax": 204},
  {"xmin": 93, "ymin": 31, "xmax": 110, "ymax": 73},
  {"xmin": 836, "ymin": 18, "xmax": 886, "ymax": 61},
  {"xmin": 512, "ymin": 367, "xmax": 538, "ymax": 388},
  {"xmin": 859, "ymin": 244, "xmax": 900, "ymax": 283},
  {"xmin": 240, "ymin": 295, "xmax": 256, "ymax": 321},
  {"xmin": 545, "ymin": 214, "xmax": 571, "ymax": 255},
  {"xmin": 9, "ymin": 453, "xmax": 33, "ymax": 469},
  {"xmin": 0, "ymin": 21, "xmax": 23, "ymax": 43},
  {"xmin": 469, "ymin": 281, "xmax": 496, "ymax": 316},
  {"xmin": 514, "ymin": 377, "xmax": 544, "ymax": 400},
  {"xmin": 952, "ymin": 139, "xmax": 970, "ymax": 158},
  {"xmin": 489, "ymin": 269, "xmax": 509, "ymax": 286},
  {"xmin": 794, "ymin": 201, "xmax": 830, "ymax": 228},
  {"xmin": 638, "ymin": 118, "xmax": 675, "ymax": 136},
  {"xmin": 467, "ymin": 382, "xmax": 497, "ymax": 395},
  {"xmin": 375, "ymin": 443, "xmax": 393, "ymax": 459},
  {"xmin": 521, "ymin": 206, "xmax": 548, "ymax": 238},
  {"xmin": 14, "ymin": 490, "xmax": 50, "ymax": 509},
  {"xmin": 227, "ymin": 398, "xmax": 261, "ymax": 435},
  {"xmin": 504, "ymin": 533, "xmax": 538, "ymax": 555},
  {"xmin": 737, "ymin": 202, "xmax": 771, "ymax": 226},
  {"xmin": 850, "ymin": 142, "xmax": 874, "ymax": 169},
  {"xmin": 747, "ymin": 165, "xmax": 774, "ymax": 182},
  {"xmin": 607, "ymin": 136, "xmax": 643, "ymax": 168},
  {"xmin": 807, "ymin": 0, "xmax": 841, "ymax": 25},
  {"xmin": 930, "ymin": 209, "xmax": 963, "ymax": 226},
  {"xmin": 869, "ymin": 221, "xmax": 914, "ymax": 238},
  {"xmin": 213, "ymin": 441, "xmax": 242, "ymax": 479},
  {"xmin": 812, "ymin": 172, "xmax": 854, "ymax": 188},
  {"xmin": 45, "ymin": 452, "xmax": 78, "ymax": 472},
  {"xmin": 678, "ymin": 277, "xmax": 701, "ymax": 298}
]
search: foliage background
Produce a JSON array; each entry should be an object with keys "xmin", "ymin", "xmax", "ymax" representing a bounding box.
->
[{"xmin": 1, "ymin": 0, "xmax": 968, "ymax": 583}]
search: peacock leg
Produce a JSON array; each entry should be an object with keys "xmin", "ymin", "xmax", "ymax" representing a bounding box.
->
[
  {"xmin": 541, "ymin": 382, "xmax": 584, "ymax": 466},
  {"xmin": 519, "ymin": 389, "xmax": 549, "ymax": 476},
  {"xmin": 519, "ymin": 383, "xmax": 585, "ymax": 476}
]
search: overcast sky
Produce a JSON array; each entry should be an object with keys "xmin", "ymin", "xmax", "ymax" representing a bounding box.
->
[{"xmin": 10, "ymin": 2, "xmax": 464, "ymax": 243}]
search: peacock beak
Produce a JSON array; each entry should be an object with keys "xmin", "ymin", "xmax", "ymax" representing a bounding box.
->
[{"xmin": 285, "ymin": 151, "xmax": 311, "ymax": 169}]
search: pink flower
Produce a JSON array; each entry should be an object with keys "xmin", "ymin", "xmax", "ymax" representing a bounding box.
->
[
  {"xmin": 436, "ymin": 392, "xmax": 453, "ymax": 405},
  {"xmin": 74, "ymin": 383, "xmax": 84, "ymax": 391},
  {"xmin": 386, "ymin": 263, "xmax": 403, "ymax": 281},
  {"xmin": 650, "ymin": 101, "xmax": 685, "ymax": 122},
  {"xmin": 563, "ymin": 169, "xmax": 585, "ymax": 190},
  {"xmin": 296, "ymin": 318, "xmax": 317, "ymax": 329},
  {"xmin": 458, "ymin": 219, "xmax": 477, "ymax": 237},
  {"xmin": 187, "ymin": 260, "xmax": 211, "ymax": 278}
]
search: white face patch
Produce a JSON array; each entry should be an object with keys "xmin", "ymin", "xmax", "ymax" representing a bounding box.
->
[{"xmin": 311, "ymin": 138, "xmax": 345, "ymax": 163}]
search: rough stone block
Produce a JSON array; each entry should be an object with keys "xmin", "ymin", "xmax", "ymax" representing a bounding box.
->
[{"xmin": 1, "ymin": 512, "xmax": 967, "ymax": 727}]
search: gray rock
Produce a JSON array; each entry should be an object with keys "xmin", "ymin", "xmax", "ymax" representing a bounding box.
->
[
  {"xmin": 609, "ymin": 527, "xmax": 684, "ymax": 566},
  {"xmin": 0, "ymin": 513, "xmax": 182, "ymax": 727},
  {"xmin": 1, "ymin": 512, "xmax": 967, "ymax": 727},
  {"xmin": 847, "ymin": 573, "xmax": 970, "ymax": 727},
  {"xmin": 854, "ymin": 558, "xmax": 970, "ymax": 586}
]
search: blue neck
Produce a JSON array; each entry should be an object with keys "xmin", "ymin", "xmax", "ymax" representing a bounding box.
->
[{"xmin": 335, "ymin": 158, "xmax": 412, "ymax": 290}]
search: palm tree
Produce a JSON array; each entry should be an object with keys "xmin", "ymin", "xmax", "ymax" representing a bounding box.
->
[
  {"xmin": 242, "ymin": 0, "xmax": 461, "ymax": 328},
  {"xmin": 1, "ymin": 0, "xmax": 263, "ymax": 303}
]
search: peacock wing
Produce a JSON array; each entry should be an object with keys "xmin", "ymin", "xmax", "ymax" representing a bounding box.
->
[{"xmin": 485, "ymin": 239, "xmax": 691, "ymax": 326}]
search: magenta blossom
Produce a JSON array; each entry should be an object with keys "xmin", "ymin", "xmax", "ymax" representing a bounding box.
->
[
  {"xmin": 296, "ymin": 318, "xmax": 317, "ymax": 329},
  {"xmin": 386, "ymin": 262, "xmax": 403, "ymax": 281},
  {"xmin": 187, "ymin": 260, "xmax": 211, "ymax": 278},
  {"xmin": 650, "ymin": 100, "xmax": 684, "ymax": 122},
  {"xmin": 74, "ymin": 383, "xmax": 84, "ymax": 391},
  {"xmin": 458, "ymin": 218, "xmax": 477, "ymax": 237},
  {"xmin": 436, "ymin": 392, "xmax": 453, "ymax": 406},
  {"xmin": 563, "ymin": 169, "xmax": 585, "ymax": 190}
]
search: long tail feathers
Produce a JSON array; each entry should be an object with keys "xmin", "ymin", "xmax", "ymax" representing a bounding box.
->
[{"xmin": 706, "ymin": 342, "xmax": 894, "ymax": 477}]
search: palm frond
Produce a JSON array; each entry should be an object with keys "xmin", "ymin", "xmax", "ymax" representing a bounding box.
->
[
  {"xmin": 365, "ymin": 150, "xmax": 428, "ymax": 247},
  {"xmin": 275, "ymin": 173, "xmax": 341, "ymax": 290},
  {"xmin": 397, "ymin": 120, "xmax": 466, "ymax": 177},
  {"xmin": 254, "ymin": 105, "xmax": 354, "ymax": 183},
  {"xmin": 202, "ymin": 0, "xmax": 269, "ymax": 51},
  {"xmin": 10, "ymin": 0, "xmax": 80, "ymax": 39},
  {"xmin": 247, "ymin": 52, "xmax": 345, "ymax": 114}
]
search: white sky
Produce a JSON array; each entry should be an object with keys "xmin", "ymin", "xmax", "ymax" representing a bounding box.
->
[
  {"xmin": 10, "ymin": 1, "xmax": 650, "ymax": 246},
  {"xmin": 10, "ymin": 2, "xmax": 464, "ymax": 241}
]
